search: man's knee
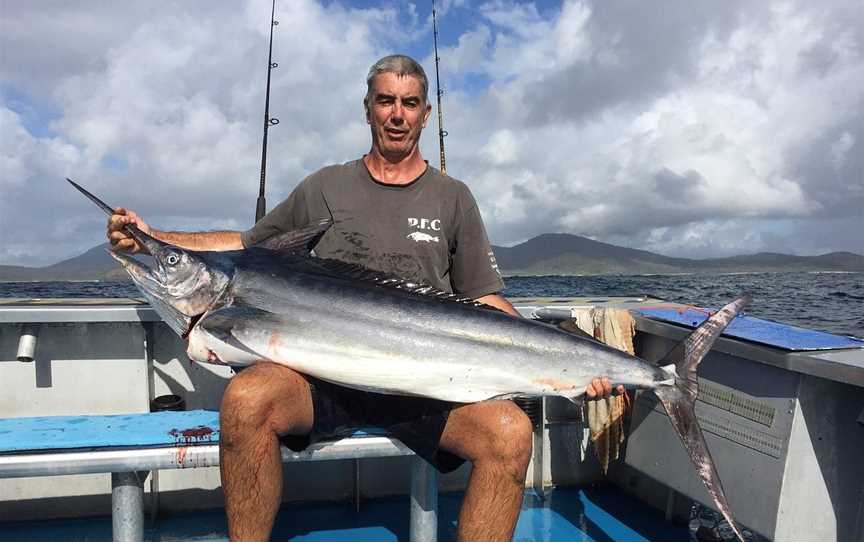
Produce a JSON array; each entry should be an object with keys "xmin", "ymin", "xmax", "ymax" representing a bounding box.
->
[
  {"xmin": 490, "ymin": 402, "xmax": 533, "ymax": 461},
  {"xmin": 220, "ymin": 363, "xmax": 312, "ymax": 438},
  {"xmin": 468, "ymin": 401, "xmax": 533, "ymax": 477},
  {"xmin": 222, "ymin": 365, "xmax": 276, "ymax": 420}
]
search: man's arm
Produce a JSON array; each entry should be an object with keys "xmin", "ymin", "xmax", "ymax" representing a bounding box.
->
[
  {"xmin": 107, "ymin": 208, "xmax": 243, "ymax": 253},
  {"xmin": 475, "ymin": 293, "xmax": 520, "ymax": 317},
  {"xmin": 109, "ymin": 175, "xmax": 319, "ymax": 254},
  {"xmin": 149, "ymin": 229, "xmax": 243, "ymax": 251}
]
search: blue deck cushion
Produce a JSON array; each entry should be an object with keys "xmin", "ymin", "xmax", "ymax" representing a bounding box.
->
[
  {"xmin": 635, "ymin": 307, "xmax": 864, "ymax": 351},
  {"xmin": 0, "ymin": 410, "xmax": 221, "ymax": 454},
  {"xmin": 0, "ymin": 410, "xmax": 390, "ymax": 455}
]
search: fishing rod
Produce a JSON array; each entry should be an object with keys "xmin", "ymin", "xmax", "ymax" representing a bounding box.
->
[
  {"xmin": 432, "ymin": 0, "xmax": 448, "ymax": 175},
  {"xmin": 255, "ymin": 0, "xmax": 280, "ymax": 223}
]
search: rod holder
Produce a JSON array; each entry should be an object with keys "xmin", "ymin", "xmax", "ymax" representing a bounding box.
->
[{"xmin": 17, "ymin": 324, "xmax": 39, "ymax": 363}]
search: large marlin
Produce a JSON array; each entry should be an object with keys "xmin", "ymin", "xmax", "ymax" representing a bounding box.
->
[{"xmin": 70, "ymin": 178, "xmax": 749, "ymax": 541}]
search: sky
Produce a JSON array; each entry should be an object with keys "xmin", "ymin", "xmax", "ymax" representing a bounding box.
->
[{"xmin": 1, "ymin": 0, "xmax": 862, "ymax": 267}]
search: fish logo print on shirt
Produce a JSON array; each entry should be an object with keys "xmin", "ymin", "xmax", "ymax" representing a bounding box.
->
[
  {"xmin": 406, "ymin": 217, "xmax": 441, "ymax": 243},
  {"xmin": 407, "ymin": 232, "xmax": 440, "ymax": 243}
]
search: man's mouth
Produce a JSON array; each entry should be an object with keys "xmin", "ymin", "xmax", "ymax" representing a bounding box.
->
[{"xmin": 385, "ymin": 128, "xmax": 407, "ymax": 139}]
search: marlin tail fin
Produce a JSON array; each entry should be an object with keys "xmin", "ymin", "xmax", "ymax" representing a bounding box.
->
[{"xmin": 652, "ymin": 295, "xmax": 751, "ymax": 542}]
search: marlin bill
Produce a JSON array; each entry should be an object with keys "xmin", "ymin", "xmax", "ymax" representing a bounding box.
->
[{"xmin": 68, "ymin": 178, "xmax": 750, "ymax": 542}]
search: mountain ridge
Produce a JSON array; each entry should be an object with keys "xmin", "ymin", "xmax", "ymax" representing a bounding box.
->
[
  {"xmin": 1, "ymin": 234, "xmax": 862, "ymax": 281},
  {"xmin": 490, "ymin": 233, "xmax": 863, "ymax": 275}
]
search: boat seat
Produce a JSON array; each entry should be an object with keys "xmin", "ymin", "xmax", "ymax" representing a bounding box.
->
[{"xmin": 0, "ymin": 410, "xmax": 438, "ymax": 542}]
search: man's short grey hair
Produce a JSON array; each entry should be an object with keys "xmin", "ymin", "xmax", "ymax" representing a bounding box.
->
[{"xmin": 365, "ymin": 54, "xmax": 429, "ymax": 105}]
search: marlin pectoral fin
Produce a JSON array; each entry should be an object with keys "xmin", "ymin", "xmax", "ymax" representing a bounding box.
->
[{"xmin": 198, "ymin": 306, "xmax": 281, "ymax": 359}]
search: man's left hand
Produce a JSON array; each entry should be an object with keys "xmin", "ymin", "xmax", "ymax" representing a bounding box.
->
[{"xmin": 585, "ymin": 377, "xmax": 625, "ymax": 400}]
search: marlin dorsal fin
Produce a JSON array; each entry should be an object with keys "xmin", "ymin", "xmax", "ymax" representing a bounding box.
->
[
  {"xmin": 300, "ymin": 257, "xmax": 508, "ymax": 313},
  {"xmin": 252, "ymin": 218, "xmax": 332, "ymax": 254}
]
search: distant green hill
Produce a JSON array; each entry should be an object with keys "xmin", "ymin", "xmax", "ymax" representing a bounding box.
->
[
  {"xmin": 0, "ymin": 244, "xmax": 147, "ymax": 281},
  {"xmin": 1, "ymin": 235, "xmax": 861, "ymax": 282},
  {"xmin": 490, "ymin": 234, "xmax": 863, "ymax": 276}
]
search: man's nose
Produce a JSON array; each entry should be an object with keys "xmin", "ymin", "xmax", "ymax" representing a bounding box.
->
[{"xmin": 390, "ymin": 102, "xmax": 404, "ymax": 124}]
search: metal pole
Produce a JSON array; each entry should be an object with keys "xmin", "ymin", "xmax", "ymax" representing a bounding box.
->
[
  {"xmin": 531, "ymin": 397, "xmax": 546, "ymax": 499},
  {"xmin": 409, "ymin": 456, "xmax": 438, "ymax": 542},
  {"xmin": 432, "ymin": 0, "xmax": 448, "ymax": 175},
  {"xmin": 353, "ymin": 458, "xmax": 361, "ymax": 513},
  {"xmin": 255, "ymin": 0, "xmax": 280, "ymax": 222},
  {"xmin": 112, "ymin": 471, "xmax": 145, "ymax": 542}
]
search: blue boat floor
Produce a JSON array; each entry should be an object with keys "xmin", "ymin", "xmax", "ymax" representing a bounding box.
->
[{"xmin": 0, "ymin": 487, "xmax": 689, "ymax": 541}]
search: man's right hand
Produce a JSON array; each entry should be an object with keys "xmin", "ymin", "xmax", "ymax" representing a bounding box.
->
[
  {"xmin": 108, "ymin": 208, "xmax": 152, "ymax": 254},
  {"xmin": 585, "ymin": 377, "xmax": 625, "ymax": 400}
]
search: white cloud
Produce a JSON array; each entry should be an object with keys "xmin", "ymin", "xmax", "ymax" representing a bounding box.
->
[
  {"xmin": 433, "ymin": 0, "xmax": 862, "ymax": 257},
  {"xmin": 1, "ymin": 0, "xmax": 862, "ymax": 267},
  {"xmin": 1, "ymin": 0, "xmax": 398, "ymax": 264}
]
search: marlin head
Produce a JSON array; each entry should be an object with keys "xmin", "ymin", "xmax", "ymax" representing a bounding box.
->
[
  {"xmin": 67, "ymin": 178, "xmax": 230, "ymax": 337},
  {"xmin": 109, "ymin": 246, "xmax": 230, "ymax": 337}
]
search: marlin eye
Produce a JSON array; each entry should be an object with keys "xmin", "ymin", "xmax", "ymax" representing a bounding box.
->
[{"xmin": 166, "ymin": 253, "xmax": 180, "ymax": 266}]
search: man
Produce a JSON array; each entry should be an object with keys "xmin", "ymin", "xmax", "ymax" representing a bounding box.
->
[{"xmin": 108, "ymin": 55, "xmax": 617, "ymax": 542}]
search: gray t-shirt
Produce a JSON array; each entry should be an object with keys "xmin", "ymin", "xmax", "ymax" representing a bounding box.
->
[{"xmin": 241, "ymin": 159, "xmax": 504, "ymax": 299}]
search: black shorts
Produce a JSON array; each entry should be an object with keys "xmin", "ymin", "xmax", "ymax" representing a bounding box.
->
[{"xmin": 279, "ymin": 375, "xmax": 465, "ymax": 473}]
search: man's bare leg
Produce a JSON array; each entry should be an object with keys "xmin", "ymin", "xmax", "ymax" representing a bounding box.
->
[
  {"xmin": 219, "ymin": 363, "xmax": 314, "ymax": 542},
  {"xmin": 439, "ymin": 400, "xmax": 533, "ymax": 542}
]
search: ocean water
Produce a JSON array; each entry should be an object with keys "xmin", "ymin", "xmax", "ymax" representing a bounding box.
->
[
  {"xmin": 1, "ymin": 271, "xmax": 862, "ymax": 338},
  {"xmin": 504, "ymin": 271, "xmax": 864, "ymax": 338}
]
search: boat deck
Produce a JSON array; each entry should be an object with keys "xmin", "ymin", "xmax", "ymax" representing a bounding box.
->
[
  {"xmin": 0, "ymin": 487, "xmax": 689, "ymax": 542},
  {"xmin": 2, "ymin": 297, "xmax": 861, "ymax": 541}
]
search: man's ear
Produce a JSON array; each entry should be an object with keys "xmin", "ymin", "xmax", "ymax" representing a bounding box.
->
[
  {"xmin": 363, "ymin": 98, "xmax": 370, "ymax": 124},
  {"xmin": 423, "ymin": 103, "xmax": 432, "ymax": 127}
]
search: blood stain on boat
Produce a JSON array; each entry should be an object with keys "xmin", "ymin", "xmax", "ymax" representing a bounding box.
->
[{"xmin": 169, "ymin": 425, "xmax": 215, "ymax": 443}]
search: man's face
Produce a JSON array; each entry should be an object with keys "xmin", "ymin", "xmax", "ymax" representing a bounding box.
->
[{"xmin": 366, "ymin": 72, "xmax": 432, "ymax": 159}]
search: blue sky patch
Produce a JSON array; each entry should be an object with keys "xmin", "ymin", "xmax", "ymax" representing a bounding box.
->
[
  {"xmin": 101, "ymin": 153, "xmax": 128, "ymax": 172},
  {"xmin": 1, "ymin": 85, "xmax": 60, "ymax": 138}
]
